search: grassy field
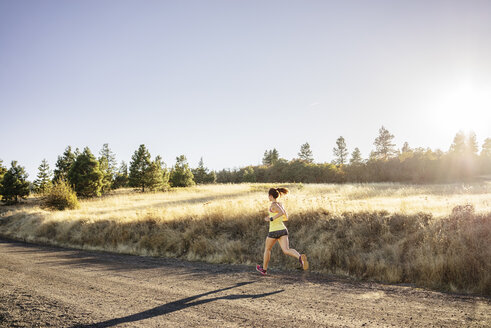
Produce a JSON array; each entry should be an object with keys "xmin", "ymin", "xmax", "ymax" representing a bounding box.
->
[{"xmin": 0, "ymin": 182, "xmax": 490, "ymax": 295}]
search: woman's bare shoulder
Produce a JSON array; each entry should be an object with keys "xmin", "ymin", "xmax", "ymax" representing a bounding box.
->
[
  {"xmin": 269, "ymin": 202, "xmax": 280, "ymax": 211},
  {"xmin": 273, "ymin": 202, "xmax": 285, "ymax": 210}
]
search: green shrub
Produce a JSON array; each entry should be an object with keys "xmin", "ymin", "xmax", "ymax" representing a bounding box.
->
[{"xmin": 42, "ymin": 180, "xmax": 79, "ymax": 210}]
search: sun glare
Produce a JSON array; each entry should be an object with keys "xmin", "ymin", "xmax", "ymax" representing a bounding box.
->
[{"xmin": 430, "ymin": 82, "xmax": 491, "ymax": 133}]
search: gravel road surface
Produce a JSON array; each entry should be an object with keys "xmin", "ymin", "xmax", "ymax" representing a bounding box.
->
[{"xmin": 0, "ymin": 239, "xmax": 489, "ymax": 327}]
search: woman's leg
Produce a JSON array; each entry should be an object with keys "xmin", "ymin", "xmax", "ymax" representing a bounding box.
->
[
  {"xmin": 263, "ymin": 237, "xmax": 277, "ymax": 270},
  {"xmin": 278, "ymin": 235, "xmax": 301, "ymax": 259}
]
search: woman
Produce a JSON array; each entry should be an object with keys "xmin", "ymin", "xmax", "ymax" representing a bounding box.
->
[{"xmin": 256, "ymin": 188, "xmax": 308, "ymax": 275}]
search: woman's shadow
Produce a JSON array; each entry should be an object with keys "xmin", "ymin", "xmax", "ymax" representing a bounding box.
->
[{"xmin": 73, "ymin": 281, "xmax": 283, "ymax": 327}]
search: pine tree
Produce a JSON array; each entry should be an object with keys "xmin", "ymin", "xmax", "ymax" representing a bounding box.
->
[
  {"xmin": 333, "ymin": 136, "xmax": 348, "ymax": 165},
  {"xmin": 34, "ymin": 159, "xmax": 52, "ymax": 194},
  {"xmin": 262, "ymin": 149, "xmax": 279, "ymax": 166},
  {"xmin": 129, "ymin": 144, "xmax": 152, "ymax": 192},
  {"xmin": 99, "ymin": 143, "xmax": 117, "ymax": 173},
  {"xmin": 401, "ymin": 142, "xmax": 412, "ymax": 154},
  {"xmin": 349, "ymin": 148, "xmax": 363, "ymax": 165},
  {"xmin": 0, "ymin": 161, "xmax": 30, "ymax": 204},
  {"xmin": 0, "ymin": 160, "xmax": 6, "ymax": 186},
  {"xmin": 481, "ymin": 138, "xmax": 491, "ymax": 158},
  {"xmin": 449, "ymin": 131, "xmax": 479, "ymax": 158},
  {"xmin": 466, "ymin": 131, "xmax": 479, "ymax": 157},
  {"xmin": 158, "ymin": 156, "xmax": 171, "ymax": 188},
  {"xmin": 446, "ymin": 131, "xmax": 480, "ymax": 179},
  {"xmin": 194, "ymin": 158, "xmax": 216, "ymax": 184},
  {"xmin": 373, "ymin": 126, "xmax": 396, "ymax": 160},
  {"xmin": 74, "ymin": 147, "xmax": 81, "ymax": 157},
  {"xmin": 480, "ymin": 137, "xmax": 491, "ymax": 174},
  {"xmin": 298, "ymin": 142, "xmax": 314, "ymax": 163},
  {"xmin": 449, "ymin": 131, "xmax": 466, "ymax": 154},
  {"xmin": 192, "ymin": 157, "xmax": 216, "ymax": 184},
  {"xmin": 98, "ymin": 143, "xmax": 117, "ymax": 194},
  {"xmin": 145, "ymin": 155, "xmax": 170, "ymax": 191},
  {"xmin": 398, "ymin": 142, "xmax": 414, "ymax": 161},
  {"xmin": 53, "ymin": 146, "xmax": 76, "ymax": 182},
  {"xmin": 271, "ymin": 148, "xmax": 279, "ymax": 164},
  {"xmin": 169, "ymin": 155, "xmax": 195, "ymax": 187},
  {"xmin": 0, "ymin": 159, "xmax": 6, "ymax": 177},
  {"xmin": 98, "ymin": 156, "xmax": 111, "ymax": 193},
  {"xmin": 113, "ymin": 161, "xmax": 129, "ymax": 189},
  {"xmin": 262, "ymin": 150, "xmax": 270, "ymax": 165},
  {"xmin": 67, "ymin": 147, "xmax": 104, "ymax": 198},
  {"xmin": 0, "ymin": 160, "xmax": 5, "ymax": 201},
  {"xmin": 193, "ymin": 157, "xmax": 206, "ymax": 184}
]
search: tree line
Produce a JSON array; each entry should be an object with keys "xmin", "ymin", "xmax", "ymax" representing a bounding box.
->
[
  {"xmin": 1, "ymin": 127, "xmax": 490, "ymax": 204},
  {"xmin": 0, "ymin": 144, "xmax": 214, "ymax": 204},
  {"xmin": 217, "ymin": 127, "xmax": 491, "ymax": 184}
]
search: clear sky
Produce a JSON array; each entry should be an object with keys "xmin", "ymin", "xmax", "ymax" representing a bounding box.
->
[{"xmin": 1, "ymin": 0, "xmax": 490, "ymax": 179}]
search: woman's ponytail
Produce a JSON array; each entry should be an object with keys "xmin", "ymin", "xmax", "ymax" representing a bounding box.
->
[
  {"xmin": 269, "ymin": 187, "xmax": 289, "ymax": 199},
  {"xmin": 276, "ymin": 187, "xmax": 289, "ymax": 196}
]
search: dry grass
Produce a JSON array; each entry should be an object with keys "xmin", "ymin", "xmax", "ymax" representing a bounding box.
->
[{"xmin": 0, "ymin": 182, "xmax": 490, "ymax": 295}]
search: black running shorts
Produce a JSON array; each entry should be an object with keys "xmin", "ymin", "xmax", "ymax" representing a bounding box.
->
[{"xmin": 267, "ymin": 229, "xmax": 288, "ymax": 239}]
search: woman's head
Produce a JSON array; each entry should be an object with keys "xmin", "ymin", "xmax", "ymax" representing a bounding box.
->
[{"xmin": 268, "ymin": 187, "xmax": 289, "ymax": 200}]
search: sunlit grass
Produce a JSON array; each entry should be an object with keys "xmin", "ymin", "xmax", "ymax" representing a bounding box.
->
[
  {"xmin": 9, "ymin": 182, "xmax": 490, "ymax": 225},
  {"xmin": 1, "ymin": 182, "xmax": 490, "ymax": 295}
]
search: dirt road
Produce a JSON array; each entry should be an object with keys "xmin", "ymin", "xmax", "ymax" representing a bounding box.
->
[{"xmin": 0, "ymin": 239, "xmax": 489, "ymax": 327}]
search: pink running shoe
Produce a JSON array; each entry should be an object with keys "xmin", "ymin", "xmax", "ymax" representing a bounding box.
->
[
  {"xmin": 299, "ymin": 254, "xmax": 309, "ymax": 270},
  {"xmin": 256, "ymin": 265, "xmax": 267, "ymax": 276}
]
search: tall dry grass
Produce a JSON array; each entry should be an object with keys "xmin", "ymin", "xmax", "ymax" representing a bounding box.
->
[{"xmin": 0, "ymin": 182, "xmax": 490, "ymax": 295}]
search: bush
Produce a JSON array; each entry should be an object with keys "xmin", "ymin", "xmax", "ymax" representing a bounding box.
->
[{"xmin": 42, "ymin": 180, "xmax": 79, "ymax": 210}]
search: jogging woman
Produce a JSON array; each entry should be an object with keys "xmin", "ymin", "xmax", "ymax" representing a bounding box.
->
[{"xmin": 256, "ymin": 188, "xmax": 308, "ymax": 275}]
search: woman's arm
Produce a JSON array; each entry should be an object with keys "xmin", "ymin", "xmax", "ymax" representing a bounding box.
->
[
  {"xmin": 263, "ymin": 203, "xmax": 288, "ymax": 221},
  {"xmin": 271, "ymin": 202, "xmax": 287, "ymax": 220}
]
